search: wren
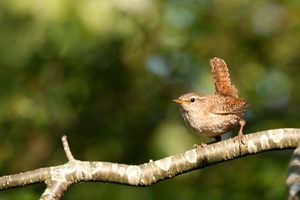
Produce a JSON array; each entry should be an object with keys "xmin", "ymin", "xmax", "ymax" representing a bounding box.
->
[{"xmin": 173, "ymin": 57, "xmax": 250, "ymax": 147}]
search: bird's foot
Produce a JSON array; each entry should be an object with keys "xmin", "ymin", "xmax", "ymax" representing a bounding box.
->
[
  {"xmin": 233, "ymin": 133, "xmax": 245, "ymax": 145},
  {"xmin": 193, "ymin": 136, "xmax": 221, "ymax": 148},
  {"xmin": 193, "ymin": 143, "xmax": 207, "ymax": 148}
]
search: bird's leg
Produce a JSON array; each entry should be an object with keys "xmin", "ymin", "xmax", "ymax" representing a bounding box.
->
[
  {"xmin": 234, "ymin": 119, "xmax": 246, "ymax": 145},
  {"xmin": 193, "ymin": 135, "xmax": 222, "ymax": 148}
]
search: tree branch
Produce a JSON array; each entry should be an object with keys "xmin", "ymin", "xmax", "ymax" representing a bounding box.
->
[
  {"xmin": 0, "ymin": 128, "xmax": 299, "ymax": 199},
  {"xmin": 287, "ymin": 145, "xmax": 300, "ymax": 200}
]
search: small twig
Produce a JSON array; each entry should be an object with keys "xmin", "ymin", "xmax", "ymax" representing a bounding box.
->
[{"xmin": 62, "ymin": 135, "xmax": 75, "ymax": 161}]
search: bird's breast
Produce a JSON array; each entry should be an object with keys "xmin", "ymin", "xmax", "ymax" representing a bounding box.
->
[{"xmin": 181, "ymin": 110, "xmax": 241, "ymax": 137}]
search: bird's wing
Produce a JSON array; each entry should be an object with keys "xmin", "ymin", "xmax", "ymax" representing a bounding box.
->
[{"xmin": 210, "ymin": 96, "xmax": 250, "ymax": 115}]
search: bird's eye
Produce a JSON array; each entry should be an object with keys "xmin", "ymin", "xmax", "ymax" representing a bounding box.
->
[{"xmin": 190, "ymin": 98, "xmax": 195, "ymax": 103}]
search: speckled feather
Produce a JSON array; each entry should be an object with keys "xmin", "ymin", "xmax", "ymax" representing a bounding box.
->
[
  {"xmin": 210, "ymin": 95, "xmax": 250, "ymax": 115},
  {"xmin": 210, "ymin": 57, "xmax": 238, "ymax": 97}
]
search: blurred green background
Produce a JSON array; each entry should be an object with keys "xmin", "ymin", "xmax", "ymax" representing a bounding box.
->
[{"xmin": 0, "ymin": 0, "xmax": 299, "ymax": 199}]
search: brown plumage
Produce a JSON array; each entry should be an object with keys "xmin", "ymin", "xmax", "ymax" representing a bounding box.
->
[
  {"xmin": 210, "ymin": 58, "xmax": 238, "ymax": 97},
  {"xmin": 173, "ymin": 58, "xmax": 250, "ymax": 147}
]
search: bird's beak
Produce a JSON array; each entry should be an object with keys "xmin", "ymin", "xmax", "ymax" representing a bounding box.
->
[{"xmin": 172, "ymin": 99, "xmax": 187, "ymax": 104}]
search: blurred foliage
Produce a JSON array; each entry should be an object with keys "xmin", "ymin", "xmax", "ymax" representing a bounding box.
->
[{"xmin": 0, "ymin": 0, "xmax": 299, "ymax": 199}]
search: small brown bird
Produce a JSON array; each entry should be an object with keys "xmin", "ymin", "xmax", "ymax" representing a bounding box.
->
[{"xmin": 173, "ymin": 58, "xmax": 250, "ymax": 147}]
